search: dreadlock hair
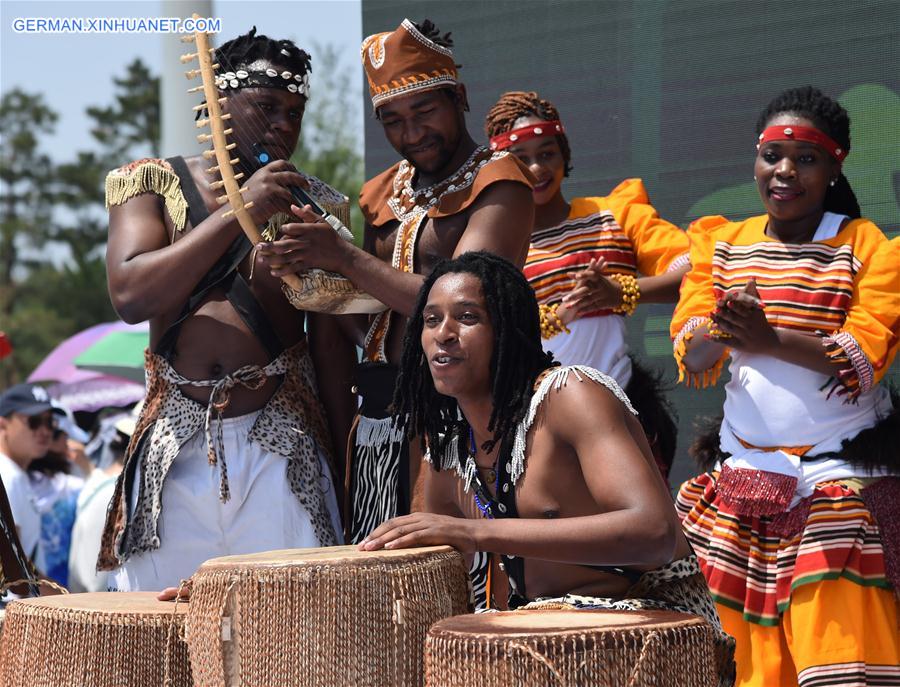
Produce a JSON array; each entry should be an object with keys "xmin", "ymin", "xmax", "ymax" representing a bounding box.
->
[
  {"xmin": 413, "ymin": 19, "xmax": 454, "ymax": 49},
  {"xmin": 215, "ymin": 26, "xmax": 311, "ymax": 83},
  {"xmin": 485, "ymin": 91, "xmax": 572, "ymax": 176},
  {"xmin": 392, "ymin": 252, "xmax": 556, "ymax": 465},
  {"xmin": 198, "ymin": 27, "xmax": 312, "ymax": 120},
  {"xmin": 756, "ymin": 86, "xmax": 861, "ymax": 218}
]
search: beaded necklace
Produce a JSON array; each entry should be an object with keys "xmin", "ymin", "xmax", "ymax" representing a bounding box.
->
[{"xmin": 468, "ymin": 427, "xmax": 502, "ymax": 519}]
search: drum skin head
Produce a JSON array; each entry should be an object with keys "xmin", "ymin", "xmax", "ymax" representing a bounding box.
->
[
  {"xmin": 430, "ymin": 608, "xmax": 706, "ymax": 637},
  {"xmin": 7, "ymin": 591, "xmax": 188, "ymax": 616},
  {"xmin": 197, "ymin": 544, "xmax": 456, "ymax": 569}
]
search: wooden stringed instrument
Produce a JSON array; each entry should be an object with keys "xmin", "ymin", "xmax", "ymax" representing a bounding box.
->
[{"xmin": 180, "ymin": 18, "xmax": 385, "ymax": 314}]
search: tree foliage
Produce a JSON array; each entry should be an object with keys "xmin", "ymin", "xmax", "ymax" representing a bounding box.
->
[
  {"xmin": 0, "ymin": 60, "xmax": 156, "ymax": 385},
  {"xmin": 291, "ymin": 42, "xmax": 365, "ymax": 242},
  {"xmin": 1, "ymin": 47, "xmax": 364, "ymax": 386},
  {"xmin": 86, "ymin": 59, "xmax": 161, "ymax": 163},
  {"xmin": 0, "ymin": 89, "xmax": 58, "ymax": 312}
]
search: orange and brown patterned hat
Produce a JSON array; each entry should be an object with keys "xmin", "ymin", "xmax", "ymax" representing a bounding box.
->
[{"xmin": 361, "ymin": 18, "xmax": 458, "ymax": 109}]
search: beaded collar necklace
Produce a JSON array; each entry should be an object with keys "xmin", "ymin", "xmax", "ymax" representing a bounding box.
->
[{"xmin": 467, "ymin": 427, "xmax": 508, "ymax": 519}]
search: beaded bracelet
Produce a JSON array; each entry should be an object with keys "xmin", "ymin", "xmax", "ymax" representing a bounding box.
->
[
  {"xmin": 609, "ymin": 274, "xmax": 640, "ymax": 316},
  {"xmin": 706, "ymin": 314, "xmax": 733, "ymax": 339},
  {"xmin": 539, "ymin": 303, "xmax": 569, "ymax": 339}
]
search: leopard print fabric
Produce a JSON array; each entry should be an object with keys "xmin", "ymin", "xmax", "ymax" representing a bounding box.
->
[
  {"xmin": 97, "ymin": 340, "xmax": 338, "ymax": 570},
  {"xmin": 524, "ymin": 555, "xmax": 736, "ymax": 687}
]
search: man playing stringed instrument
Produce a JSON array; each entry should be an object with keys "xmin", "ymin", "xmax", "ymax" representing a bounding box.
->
[
  {"xmin": 258, "ymin": 19, "xmax": 535, "ymax": 544},
  {"xmin": 99, "ymin": 29, "xmax": 348, "ymax": 592}
]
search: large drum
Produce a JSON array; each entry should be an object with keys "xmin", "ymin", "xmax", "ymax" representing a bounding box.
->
[
  {"xmin": 0, "ymin": 592, "xmax": 191, "ymax": 687},
  {"xmin": 185, "ymin": 545, "xmax": 470, "ymax": 687},
  {"xmin": 425, "ymin": 609, "xmax": 717, "ymax": 687}
]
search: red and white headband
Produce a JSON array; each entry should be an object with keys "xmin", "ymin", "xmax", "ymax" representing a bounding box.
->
[
  {"xmin": 490, "ymin": 120, "xmax": 565, "ymax": 151},
  {"xmin": 757, "ymin": 125, "xmax": 848, "ymax": 162}
]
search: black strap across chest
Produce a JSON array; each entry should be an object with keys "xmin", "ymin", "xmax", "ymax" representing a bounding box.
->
[
  {"xmin": 153, "ymin": 156, "xmax": 284, "ymax": 362},
  {"xmin": 467, "ymin": 433, "xmax": 643, "ymax": 609}
]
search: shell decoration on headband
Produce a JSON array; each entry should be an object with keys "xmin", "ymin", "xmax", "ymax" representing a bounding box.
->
[
  {"xmin": 181, "ymin": 18, "xmax": 385, "ymax": 315},
  {"xmin": 214, "ymin": 58, "xmax": 311, "ymax": 98}
]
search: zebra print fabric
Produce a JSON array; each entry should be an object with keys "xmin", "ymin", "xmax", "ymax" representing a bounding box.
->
[{"xmin": 348, "ymin": 415, "xmax": 405, "ymax": 544}]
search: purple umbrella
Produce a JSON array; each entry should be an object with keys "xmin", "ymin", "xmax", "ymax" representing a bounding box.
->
[{"xmin": 28, "ymin": 321, "xmax": 147, "ymax": 412}]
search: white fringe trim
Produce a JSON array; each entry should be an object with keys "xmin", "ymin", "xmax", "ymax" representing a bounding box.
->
[
  {"xmin": 355, "ymin": 415, "xmax": 405, "ymax": 448},
  {"xmin": 509, "ymin": 365, "xmax": 637, "ymax": 487},
  {"xmin": 426, "ymin": 429, "xmax": 475, "ymax": 490}
]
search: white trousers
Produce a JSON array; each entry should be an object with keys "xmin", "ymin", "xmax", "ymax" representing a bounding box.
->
[{"xmin": 110, "ymin": 410, "xmax": 342, "ymax": 591}]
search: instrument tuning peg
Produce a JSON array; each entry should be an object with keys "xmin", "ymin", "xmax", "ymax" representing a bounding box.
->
[
  {"xmin": 211, "ymin": 63, "xmax": 220, "ymax": 70},
  {"xmin": 196, "ymin": 119, "xmax": 210, "ymax": 129},
  {"xmin": 184, "ymin": 69, "xmax": 202, "ymax": 80},
  {"xmin": 225, "ymin": 143, "xmax": 237, "ymax": 151},
  {"xmin": 187, "ymin": 85, "xmax": 204, "ymax": 94},
  {"xmin": 217, "ymin": 97, "xmax": 228, "ymax": 105},
  {"xmin": 220, "ymin": 113, "xmax": 232, "ymax": 121},
  {"xmin": 209, "ymin": 180, "xmax": 226, "ymax": 190},
  {"xmin": 180, "ymin": 53, "xmax": 198, "ymax": 63},
  {"xmin": 217, "ymin": 195, "xmax": 229, "ymax": 205},
  {"xmin": 202, "ymin": 150, "xmax": 217, "ymax": 159},
  {"xmin": 197, "ymin": 133, "xmax": 213, "ymax": 144},
  {"xmin": 222, "ymin": 128, "xmax": 233, "ymax": 136},
  {"xmin": 192, "ymin": 103, "xmax": 207, "ymax": 112},
  {"xmin": 211, "ymin": 158, "xmax": 239, "ymax": 173},
  {"xmin": 180, "ymin": 35, "xmax": 195, "ymax": 43}
]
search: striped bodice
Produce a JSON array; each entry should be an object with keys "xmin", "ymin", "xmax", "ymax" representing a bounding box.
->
[
  {"xmin": 712, "ymin": 239, "xmax": 860, "ymax": 333},
  {"xmin": 525, "ymin": 209, "xmax": 637, "ymax": 308}
]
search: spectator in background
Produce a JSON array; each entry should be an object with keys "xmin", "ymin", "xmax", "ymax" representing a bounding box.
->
[
  {"xmin": 0, "ymin": 384, "xmax": 63, "ymax": 573},
  {"xmin": 69, "ymin": 409, "xmax": 133, "ymax": 593},
  {"xmin": 27, "ymin": 408, "xmax": 89, "ymax": 587}
]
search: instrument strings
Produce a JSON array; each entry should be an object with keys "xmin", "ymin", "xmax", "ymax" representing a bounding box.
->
[{"xmin": 204, "ymin": 46, "xmax": 305, "ymax": 222}]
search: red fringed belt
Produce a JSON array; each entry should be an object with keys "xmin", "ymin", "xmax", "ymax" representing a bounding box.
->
[{"xmin": 716, "ymin": 464, "xmax": 797, "ymax": 517}]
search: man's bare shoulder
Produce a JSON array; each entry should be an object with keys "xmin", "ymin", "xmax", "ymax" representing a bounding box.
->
[{"xmin": 533, "ymin": 366, "xmax": 637, "ymax": 435}]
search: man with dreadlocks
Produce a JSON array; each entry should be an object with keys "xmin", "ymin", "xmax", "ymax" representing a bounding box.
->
[
  {"xmin": 259, "ymin": 19, "xmax": 534, "ymax": 544},
  {"xmin": 99, "ymin": 28, "xmax": 346, "ymax": 592},
  {"xmin": 485, "ymin": 90, "xmax": 689, "ymax": 482},
  {"xmin": 673, "ymin": 86, "xmax": 900, "ymax": 686},
  {"xmin": 360, "ymin": 251, "xmax": 735, "ymax": 686}
]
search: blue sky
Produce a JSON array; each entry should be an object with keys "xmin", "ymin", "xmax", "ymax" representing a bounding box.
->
[{"xmin": 0, "ymin": 0, "xmax": 364, "ymax": 160}]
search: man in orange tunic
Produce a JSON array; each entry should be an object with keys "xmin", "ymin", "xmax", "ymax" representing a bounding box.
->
[{"xmin": 259, "ymin": 18, "xmax": 535, "ymax": 542}]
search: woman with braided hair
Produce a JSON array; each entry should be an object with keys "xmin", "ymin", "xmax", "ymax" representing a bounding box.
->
[
  {"xmin": 673, "ymin": 86, "xmax": 900, "ymax": 686},
  {"xmin": 485, "ymin": 91, "xmax": 687, "ymax": 481}
]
